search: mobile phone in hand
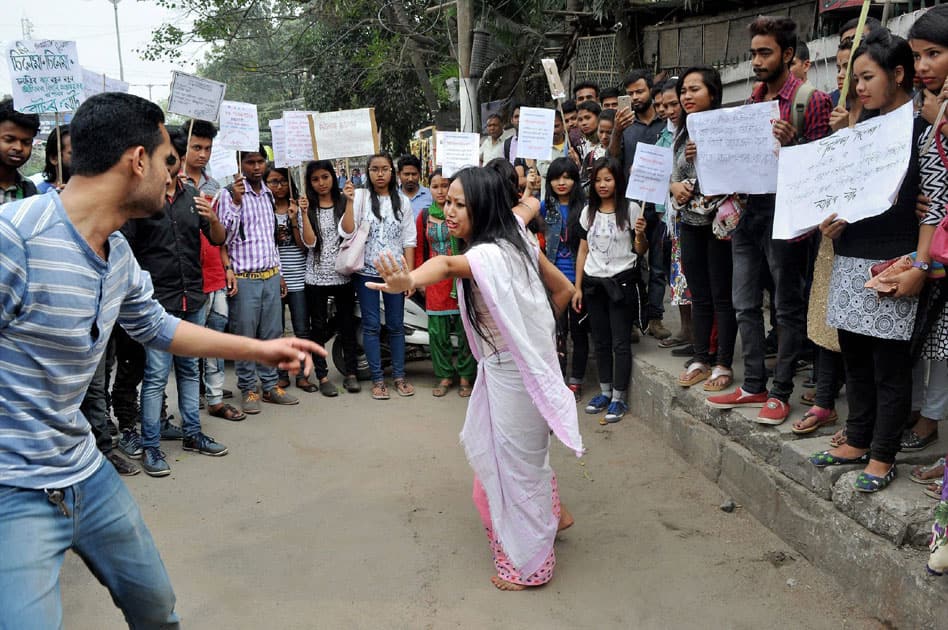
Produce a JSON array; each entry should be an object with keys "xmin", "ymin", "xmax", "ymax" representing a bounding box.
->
[{"xmin": 617, "ymin": 94, "xmax": 632, "ymax": 111}]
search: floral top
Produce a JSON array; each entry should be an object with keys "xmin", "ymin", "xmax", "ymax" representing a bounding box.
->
[
  {"xmin": 339, "ymin": 189, "xmax": 416, "ymax": 277},
  {"xmin": 305, "ymin": 205, "xmax": 348, "ymax": 286}
]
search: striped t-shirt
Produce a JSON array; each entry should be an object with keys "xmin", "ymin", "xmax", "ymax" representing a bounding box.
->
[{"xmin": 0, "ymin": 192, "xmax": 180, "ymax": 489}]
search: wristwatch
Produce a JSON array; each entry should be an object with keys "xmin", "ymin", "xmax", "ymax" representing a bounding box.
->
[{"xmin": 913, "ymin": 261, "xmax": 931, "ymax": 272}]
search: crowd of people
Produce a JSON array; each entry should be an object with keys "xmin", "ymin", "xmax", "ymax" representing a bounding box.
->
[{"xmin": 6, "ymin": 7, "xmax": 948, "ymax": 624}]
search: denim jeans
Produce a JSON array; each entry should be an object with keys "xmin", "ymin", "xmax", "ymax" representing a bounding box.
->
[
  {"xmin": 201, "ymin": 288, "xmax": 229, "ymax": 407},
  {"xmin": 278, "ymin": 289, "xmax": 309, "ymax": 382},
  {"xmin": 644, "ymin": 205, "xmax": 666, "ymax": 321},
  {"xmin": 228, "ymin": 274, "xmax": 282, "ymax": 393},
  {"xmin": 354, "ymin": 274, "xmax": 405, "ymax": 382},
  {"xmin": 730, "ymin": 206, "xmax": 810, "ymax": 401},
  {"xmin": 141, "ymin": 309, "xmax": 205, "ymax": 448},
  {"xmin": 0, "ymin": 462, "xmax": 179, "ymax": 628}
]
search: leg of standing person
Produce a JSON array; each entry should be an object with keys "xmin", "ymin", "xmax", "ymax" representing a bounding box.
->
[
  {"xmin": 836, "ymin": 330, "xmax": 877, "ymax": 457},
  {"xmin": 680, "ymin": 224, "xmax": 714, "ymax": 366},
  {"xmin": 429, "ymin": 314, "xmax": 455, "ymax": 395},
  {"xmin": 81, "ymin": 348, "xmax": 140, "ymax": 476},
  {"xmin": 765, "ymin": 225, "xmax": 810, "ymax": 405},
  {"xmin": 708, "ymin": 234, "xmax": 737, "ymax": 371},
  {"xmin": 281, "ymin": 289, "xmax": 316, "ymax": 391},
  {"xmin": 333, "ymin": 282, "xmax": 361, "ymax": 389},
  {"xmin": 905, "ymin": 359, "xmax": 948, "ymax": 451},
  {"xmin": 306, "ymin": 284, "xmax": 333, "ymax": 383},
  {"xmin": 644, "ymin": 206, "xmax": 669, "ymax": 339},
  {"xmin": 584, "ymin": 287, "xmax": 613, "ymax": 414},
  {"xmin": 384, "ymin": 289, "xmax": 413, "ymax": 396},
  {"xmin": 604, "ymin": 292, "xmax": 634, "ymax": 422},
  {"xmin": 866, "ymin": 337, "xmax": 914, "ymax": 467},
  {"xmin": 259, "ymin": 273, "xmax": 296, "ymax": 405},
  {"xmin": 568, "ymin": 305, "xmax": 589, "ymax": 391},
  {"xmin": 203, "ymin": 287, "xmax": 243, "ymax": 420},
  {"xmin": 140, "ymin": 330, "xmax": 176, "ymax": 477},
  {"xmin": 354, "ymin": 274, "xmax": 386, "ymax": 392},
  {"xmin": 112, "ymin": 326, "xmax": 144, "ymax": 434},
  {"xmin": 229, "ymin": 276, "xmax": 264, "ymax": 411}
]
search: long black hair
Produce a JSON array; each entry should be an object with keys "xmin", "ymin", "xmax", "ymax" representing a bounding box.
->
[
  {"xmin": 367, "ymin": 153, "xmax": 403, "ymax": 221},
  {"xmin": 853, "ymin": 29, "xmax": 916, "ymax": 96},
  {"xmin": 454, "ymin": 167, "xmax": 540, "ymax": 352},
  {"xmin": 483, "ymin": 157, "xmax": 544, "ymax": 235},
  {"xmin": 43, "ymin": 124, "xmax": 69, "ymax": 184},
  {"xmin": 263, "ymin": 166, "xmax": 299, "ymax": 200},
  {"xmin": 674, "ymin": 65, "xmax": 723, "ymax": 153},
  {"xmin": 908, "ymin": 5, "xmax": 948, "ymax": 49},
  {"xmin": 544, "ymin": 157, "xmax": 585, "ymax": 252},
  {"xmin": 305, "ymin": 159, "xmax": 345, "ymax": 258},
  {"xmin": 585, "ymin": 156, "xmax": 630, "ymax": 230}
]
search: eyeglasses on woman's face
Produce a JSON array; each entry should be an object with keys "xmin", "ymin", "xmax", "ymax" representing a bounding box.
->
[{"xmin": 266, "ymin": 179, "xmax": 288, "ymax": 187}]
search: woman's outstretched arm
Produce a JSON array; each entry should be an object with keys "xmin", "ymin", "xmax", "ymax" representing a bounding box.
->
[{"xmin": 366, "ymin": 251, "xmax": 472, "ymax": 294}]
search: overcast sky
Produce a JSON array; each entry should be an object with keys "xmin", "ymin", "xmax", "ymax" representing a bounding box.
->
[{"xmin": 0, "ymin": 0, "xmax": 203, "ymax": 103}]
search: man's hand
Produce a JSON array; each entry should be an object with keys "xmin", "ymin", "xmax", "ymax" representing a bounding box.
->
[
  {"xmin": 226, "ymin": 269, "xmax": 238, "ymax": 296},
  {"xmin": 231, "ymin": 176, "xmax": 246, "ymax": 206},
  {"xmin": 614, "ymin": 107, "xmax": 634, "ymax": 132},
  {"xmin": 255, "ymin": 337, "xmax": 325, "ymax": 379},
  {"xmin": 772, "ymin": 120, "xmax": 797, "ymax": 146},
  {"xmin": 195, "ymin": 195, "xmax": 219, "ymax": 224}
]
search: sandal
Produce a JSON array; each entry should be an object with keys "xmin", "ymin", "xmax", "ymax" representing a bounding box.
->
[
  {"xmin": 854, "ymin": 465, "xmax": 897, "ymax": 493},
  {"xmin": 296, "ymin": 378, "xmax": 319, "ymax": 393},
  {"xmin": 393, "ymin": 378, "xmax": 415, "ymax": 397},
  {"xmin": 207, "ymin": 403, "xmax": 246, "ymax": 422},
  {"xmin": 808, "ymin": 449, "xmax": 870, "ymax": 468},
  {"xmin": 678, "ymin": 362, "xmax": 710, "ymax": 387},
  {"xmin": 659, "ymin": 335, "xmax": 690, "ymax": 349},
  {"xmin": 829, "ymin": 428, "xmax": 847, "ymax": 448},
  {"xmin": 924, "ymin": 480, "xmax": 945, "ymax": 500},
  {"xmin": 702, "ymin": 366, "xmax": 733, "ymax": 392},
  {"xmin": 277, "ymin": 379, "xmax": 291, "ymax": 389},
  {"xmin": 791, "ymin": 406, "xmax": 838, "ymax": 435},
  {"xmin": 800, "ymin": 390, "xmax": 816, "ymax": 405},
  {"xmin": 432, "ymin": 380, "xmax": 452, "ymax": 398},
  {"xmin": 458, "ymin": 384, "xmax": 473, "ymax": 398},
  {"xmin": 371, "ymin": 381, "xmax": 390, "ymax": 400},
  {"xmin": 910, "ymin": 457, "xmax": 946, "ymax": 484}
]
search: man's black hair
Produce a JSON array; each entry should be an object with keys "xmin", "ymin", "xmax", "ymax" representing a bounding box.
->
[
  {"xmin": 661, "ymin": 79, "xmax": 678, "ymax": 93},
  {"xmin": 397, "ymin": 154, "xmax": 422, "ymax": 172},
  {"xmin": 239, "ymin": 144, "xmax": 268, "ymax": 161},
  {"xmin": 748, "ymin": 16, "xmax": 798, "ymax": 56},
  {"xmin": 169, "ymin": 128, "xmax": 188, "ymax": 159},
  {"xmin": 70, "ymin": 92, "xmax": 165, "ymax": 177},
  {"xmin": 795, "ymin": 40, "xmax": 810, "ymax": 62},
  {"xmin": 0, "ymin": 98, "xmax": 40, "ymax": 135},
  {"xmin": 577, "ymin": 100, "xmax": 602, "ymax": 116},
  {"xmin": 561, "ymin": 99, "xmax": 577, "ymax": 114},
  {"xmin": 623, "ymin": 69, "xmax": 653, "ymax": 89},
  {"xmin": 183, "ymin": 119, "xmax": 217, "ymax": 140},
  {"xmin": 840, "ymin": 16, "xmax": 882, "ymax": 39},
  {"xmin": 600, "ymin": 86, "xmax": 620, "ymax": 100},
  {"xmin": 573, "ymin": 80, "xmax": 600, "ymax": 98}
]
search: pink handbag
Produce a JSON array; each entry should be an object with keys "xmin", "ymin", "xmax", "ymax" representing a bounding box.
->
[
  {"xmin": 334, "ymin": 191, "xmax": 370, "ymax": 276},
  {"xmin": 928, "ymin": 121, "xmax": 948, "ymax": 264}
]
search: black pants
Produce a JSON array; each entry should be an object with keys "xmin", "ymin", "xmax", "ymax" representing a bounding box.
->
[
  {"xmin": 305, "ymin": 282, "xmax": 358, "ymax": 380},
  {"xmin": 839, "ymin": 329, "xmax": 913, "ymax": 464},
  {"xmin": 557, "ymin": 305, "xmax": 589, "ymax": 382},
  {"xmin": 644, "ymin": 205, "xmax": 666, "ymax": 321},
  {"xmin": 814, "ymin": 346, "xmax": 844, "ymax": 410},
  {"xmin": 680, "ymin": 222, "xmax": 737, "ymax": 368},
  {"xmin": 81, "ymin": 338, "xmax": 115, "ymax": 454},
  {"xmin": 110, "ymin": 326, "xmax": 144, "ymax": 431},
  {"xmin": 584, "ymin": 282, "xmax": 634, "ymax": 391}
]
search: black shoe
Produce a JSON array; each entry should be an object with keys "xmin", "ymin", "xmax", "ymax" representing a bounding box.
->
[
  {"xmin": 671, "ymin": 344, "xmax": 694, "ymax": 357},
  {"xmin": 159, "ymin": 421, "xmax": 184, "ymax": 440},
  {"xmin": 106, "ymin": 451, "xmax": 140, "ymax": 476},
  {"xmin": 344, "ymin": 376, "xmax": 361, "ymax": 393},
  {"xmin": 222, "ymin": 388, "xmax": 234, "ymax": 399},
  {"xmin": 182, "ymin": 433, "xmax": 228, "ymax": 457},
  {"xmin": 902, "ymin": 429, "xmax": 939, "ymax": 452}
]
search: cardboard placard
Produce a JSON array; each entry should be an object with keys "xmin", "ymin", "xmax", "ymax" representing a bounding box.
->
[
  {"xmin": 6, "ymin": 40, "xmax": 83, "ymax": 113},
  {"xmin": 166, "ymin": 71, "xmax": 226, "ymax": 121},
  {"xmin": 217, "ymin": 100, "xmax": 260, "ymax": 152},
  {"xmin": 311, "ymin": 108, "xmax": 379, "ymax": 160},
  {"xmin": 515, "ymin": 107, "xmax": 556, "ymax": 161},
  {"xmin": 435, "ymin": 131, "xmax": 480, "ymax": 177},
  {"xmin": 269, "ymin": 119, "xmax": 288, "ymax": 168},
  {"xmin": 625, "ymin": 144, "xmax": 674, "ymax": 205},
  {"xmin": 541, "ymin": 58, "xmax": 566, "ymax": 101},
  {"xmin": 283, "ymin": 110, "xmax": 318, "ymax": 164}
]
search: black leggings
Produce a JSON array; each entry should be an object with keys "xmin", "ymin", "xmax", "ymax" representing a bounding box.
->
[
  {"xmin": 584, "ymin": 282, "xmax": 634, "ymax": 390},
  {"xmin": 557, "ymin": 305, "xmax": 589, "ymax": 382},
  {"xmin": 305, "ymin": 282, "xmax": 358, "ymax": 380}
]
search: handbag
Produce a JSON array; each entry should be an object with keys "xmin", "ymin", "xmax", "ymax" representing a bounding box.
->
[
  {"xmin": 334, "ymin": 190, "xmax": 370, "ymax": 276},
  {"xmin": 928, "ymin": 120, "xmax": 948, "ymax": 264}
]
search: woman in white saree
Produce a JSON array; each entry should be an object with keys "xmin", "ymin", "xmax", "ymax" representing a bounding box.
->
[{"xmin": 369, "ymin": 167, "xmax": 584, "ymax": 590}]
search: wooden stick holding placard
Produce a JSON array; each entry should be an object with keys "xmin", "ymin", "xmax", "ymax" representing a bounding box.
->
[
  {"xmin": 183, "ymin": 119, "xmax": 195, "ymax": 173},
  {"xmin": 54, "ymin": 112, "xmax": 63, "ymax": 187},
  {"xmin": 369, "ymin": 108, "xmax": 380, "ymax": 154},
  {"xmin": 306, "ymin": 113, "xmax": 320, "ymax": 160},
  {"xmin": 839, "ymin": 0, "xmax": 871, "ymax": 124}
]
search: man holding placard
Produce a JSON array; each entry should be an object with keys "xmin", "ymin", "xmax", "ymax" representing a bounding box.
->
[
  {"xmin": 0, "ymin": 98, "xmax": 39, "ymax": 202},
  {"xmin": 706, "ymin": 17, "xmax": 831, "ymax": 425}
]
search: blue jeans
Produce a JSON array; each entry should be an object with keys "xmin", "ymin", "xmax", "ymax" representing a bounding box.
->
[
  {"xmin": 354, "ymin": 274, "xmax": 405, "ymax": 382},
  {"xmin": 0, "ymin": 462, "xmax": 179, "ymax": 628},
  {"xmin": 228, "ymin": 274, "xmax": 282, "ymax": 393},
  {"xmin": 201, "ymin": 288, "xmax": 229, "ymax": 407},
  {"xmin": 141, "ymin": 309, "xmax": 204, "ymax": 448},
  {"xmin": 278, "ymin": 289, "xmax": 309, "ymax": 381}
]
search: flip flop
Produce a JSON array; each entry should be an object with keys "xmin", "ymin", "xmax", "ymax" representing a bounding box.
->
[
  {"xmin": 207, "ymin": 403, "xmax": 246, "ymax": 422},
  {"xmin": 791, "ymin": 406, "xmax": 838, "ymax": 435},
  {"xmin": 659, "ymin": 335, "xmax": 690, "ymax": 349},
  {"xmin": 458, "ymin": 385, "xmax": 473, "ymax": 398},
  {"xmin": 911, "ymin": 457, "xmax": 946, "ymax": 484},
  {"xmin": 702, "ymin": 366, "xmax": 733, "ymax": 392},
  {"xmin": 678, "ymin": 362, "xmax": 710, "ymax": 387},
  {"xmin": 432, "ymin": 381, "xmax": 452, "ymax": 397},
  {"xmin": 924, "ymin": 480, "xmax": 944, "ymax": 500}
]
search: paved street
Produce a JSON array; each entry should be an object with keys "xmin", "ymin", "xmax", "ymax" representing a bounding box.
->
[{"xmin": 62, "ymin": 352, "xmax": 881, "ymax": 629}]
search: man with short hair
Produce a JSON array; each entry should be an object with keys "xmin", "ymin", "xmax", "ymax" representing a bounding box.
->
[
  {"xmin": 181, "ymin": 119, "xmax": 220, "ymax": 196},
  {"xmin": 0, "ymin": 98, "xmax": 38, "ymax": 202},
  {"xmin": 573, "ymin": 80, "xmax": 600, "ymax": 104},
  {"xmin": 839, "ymin": 15, "xmax": 882, "ymax": 44},
  {"xmin": 790, "ymin": 40, "xmax": 811, "ymax": 82},
  {"xmin": 562, "ymin": 99, "xmax": 579, "ymax": 131},
  {"xmin": 600, "ymin": 87, "xmax": 620, "ymax": 110},
  {"xmin": 707, "ymin": 16, "xmax": 831, "ymax": 425},
  {"xmin": 398, "ymin": 154, "xmax": 431, "ymax": 218},
  {"xmin": 0, "ymin": 91, "xmax": 321, "ymax": 628},
  {"xmin": 480, "ymin": 113, "xmax": 506, "ymax": 164}
]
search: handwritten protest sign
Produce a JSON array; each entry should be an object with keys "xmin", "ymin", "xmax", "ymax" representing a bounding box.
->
[
  {"xmin": 269, "ymin": 119, "xmax": 288, "ymax": 168},
  {"xmin": 283, "ymin": 110, "xmax": 318, "ymax": 163},
  {"xmin": 516, "ymin": 107, "xmax": 555, "ymax": 161},
  {"xmin": 773, "ymin": 102, "xmax": 913, "ymax": 240},
  {"xmin": 6, "ymin": 40, "xmax": 83, "ymax": 113},
  {"xmin": 80, "ymin": 67, "xmax": 129, "ymax": 102},
  {"xmin": 687, "ymin": 101, "xmax": 780, "ymax": 195},
  {"xmin": 541, "ymin": 59, "xmax": 566, "ymax": 101},
  {"xmin": 625, "ymin": 144, "xmax": 674, "ymax": 205},
  {"xmin": 216, "ymin": 100, "xmax": 260, "ymax": 152},
  {"xmin": 208, "ymin": 148, "xmax": 237, "ymax": 183},
  {"xmin": 311, "ymin": 108, "xmax": 378, "ymax": 160},
  {"xmin": 166, "ymin": 71, "xmax": 226, "ymax": 121},
  {"xmin": 436, "ymin": 131, "xmax": 480, "ymax": 177}
]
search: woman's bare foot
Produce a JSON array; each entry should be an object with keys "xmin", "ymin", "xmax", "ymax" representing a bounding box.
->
[
  {"xmin": 558, "ymin": 505, "xmax": 574, "ymax": 532},
  {"xmin": 491, "ymin": 575, "xmax": 527, "ymax": 591}
]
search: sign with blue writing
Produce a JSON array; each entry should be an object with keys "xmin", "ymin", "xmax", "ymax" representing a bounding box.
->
[{"xmin": 5, "ymin": 40, "xmax": 83, "ymax": 114}]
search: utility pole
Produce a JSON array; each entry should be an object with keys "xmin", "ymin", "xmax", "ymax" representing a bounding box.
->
[
  {"xmin": 109, "ymin": 0, "xmax": 125, "ymax": 81},
  {"xmin": 457, "ymin": 0, "xmax": 478, "ymax": 132}
]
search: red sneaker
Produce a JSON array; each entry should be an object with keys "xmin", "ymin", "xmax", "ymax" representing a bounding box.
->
[
  {"xmin": 567, "ymin": 383, "xmax": 582, "ymax": 401},
  {"xmin": 706, "ymin": 387, "xmax": 769, "ymax": 409},
  {"xmin": 756, "ymin": 397, "xmax": 790, "ymax": 425}
]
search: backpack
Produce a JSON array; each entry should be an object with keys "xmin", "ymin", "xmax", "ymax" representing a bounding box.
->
[{"xmin": 790, "ymin": 81, "xmax": 817, "ymax": 144}]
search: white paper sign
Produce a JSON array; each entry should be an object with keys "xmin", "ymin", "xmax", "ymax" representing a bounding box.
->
[
  {"xmin": 687, "ymin": 101, "xmax": 780, "ymax": 195},
  {"xmin": 282, "ymin": 110, "xmax": 317, "ymax": 164},
  {"xmin": 312, "ymin": 108, "xmax": 377, "ymax": 160},
  {"xmin": 216, "ymin": 100, "xmax": 260, "ymax": 152},
  {"xmin": 436, "ymin": 131, "xmax": 480, "ymax": 177},
  {"xmin": 166, "ymin": 71, "xmax": 226, "ymax": 121},
  {"xmin": 773, "ymin": 102, "xmax": 913, "ymax": 240},
  {"xmin": 80, "ymin": 67, "xmax": 129, "ymax": 102},
  {"xmin": 269, "ymin": 119, "xmax": 288, "ymax": 168},
  {"xmin": 208, "ymin": 148, "xmax": 237, "ymax": 183},
  {"xmin": 516, "ymin": 107, "xmax": 555, "ymax": 161},
  {"xmin": 541, "ymin": 58, "xmax": 566, "ymax": 101},
  {"xmin": 625, "ymin": 144, "xmax": 674, "ymax": 205},
  {"xmin": 5, "ymin": 40, "xmax": 83, "ymax": 113}
]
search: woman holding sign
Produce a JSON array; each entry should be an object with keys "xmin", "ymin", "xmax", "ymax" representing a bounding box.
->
[
  {"xmin": 810, "ymin": 30, "xmax": 924, "ymax": 493},
  {"xmin": 669, "ymin": 66, "xmax": 739, "ymax": 395}
]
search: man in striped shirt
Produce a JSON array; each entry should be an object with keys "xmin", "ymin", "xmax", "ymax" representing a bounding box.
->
[
  {"xmin": 218, "ymin": 146, "xmax": 299, "ymax": 414},
  {"xmin": 0, "ymin": 93, "xmax": 322, "ymax": 627}
]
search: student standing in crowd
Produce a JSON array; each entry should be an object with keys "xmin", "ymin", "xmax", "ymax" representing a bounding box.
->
[
  {"xmin": 707, "ymin": 16, "xmax": 831, "ymax": 425},
  {"xmin": 576, "ymin": 100, "xmax": 603, "ymax": 185},
  {"xmin": 37, "ymin": 124, "xmax": 70, "ymax": 193},
  {"xmin": 809, "ymin": 30, "xmax": 922, "ymax": 493},
  {"xmin": 670, "ymin": 67, "xmax": 738, "ymax": 394},
  {"xmin": 266, "ymin": 166, "xmax": 318, "ymax": 393},
  {"xmin": 542, "ymin": 157, "xmax": 589, "ymax": 399},
  {"xmin": 503, "ymin": 104, "xmax": 521, "ymax": 164},
  {"xmin": 0, "ymin": 98, "xmax": 38, "ymax": 201},
  {"xmin": 790, "ymin": 40, "xmax": 812, "ymax": 83},
  {"xmin": 341, "ymin": 153, "xmax": 417, "ymax": 400},
  {"xmin": 562, "ymin": 99, "xmax": 579, "ymax": 132},
  {"xmin": 123, "ymin": 128, "xmax": 229, "ymax": 476},
  {"xmin": 574, "ymin": 81, "xmax": 600, "ymax": 104},
  {"xmin": 299, "ymin": 160, "xmax": 361, "ymax": 395},
  {"xmin": 0, "ymin": 92, "xmax": 322, "ymax": 628},
  {"xmin": 181, "ymin": 119, "xmax": 220, "ymax": 196},
  {"xmin": 218, "ymin": 146, "xmax": 300, "ymax": 414},
  {"xmin": 368, "ymin": 166, "xmax": 582, "ymax": 592},
  {"xmin": 414, "ymin": 169, "xmax": 475, "ymax": 397},
  {"xmin": 480, "ymin": 113, "xmax": 506, "ymax": 164},
  {"xmin": 573, "ymin": 157, "xmax": 648, "ymax": 424},
  {"xmin": 600, "ymin": 87, "xmax": 620, "ymax": 110},
  {"xmin": 398, "ymin": 154, "xmax": 432, "ymax": 219}
]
